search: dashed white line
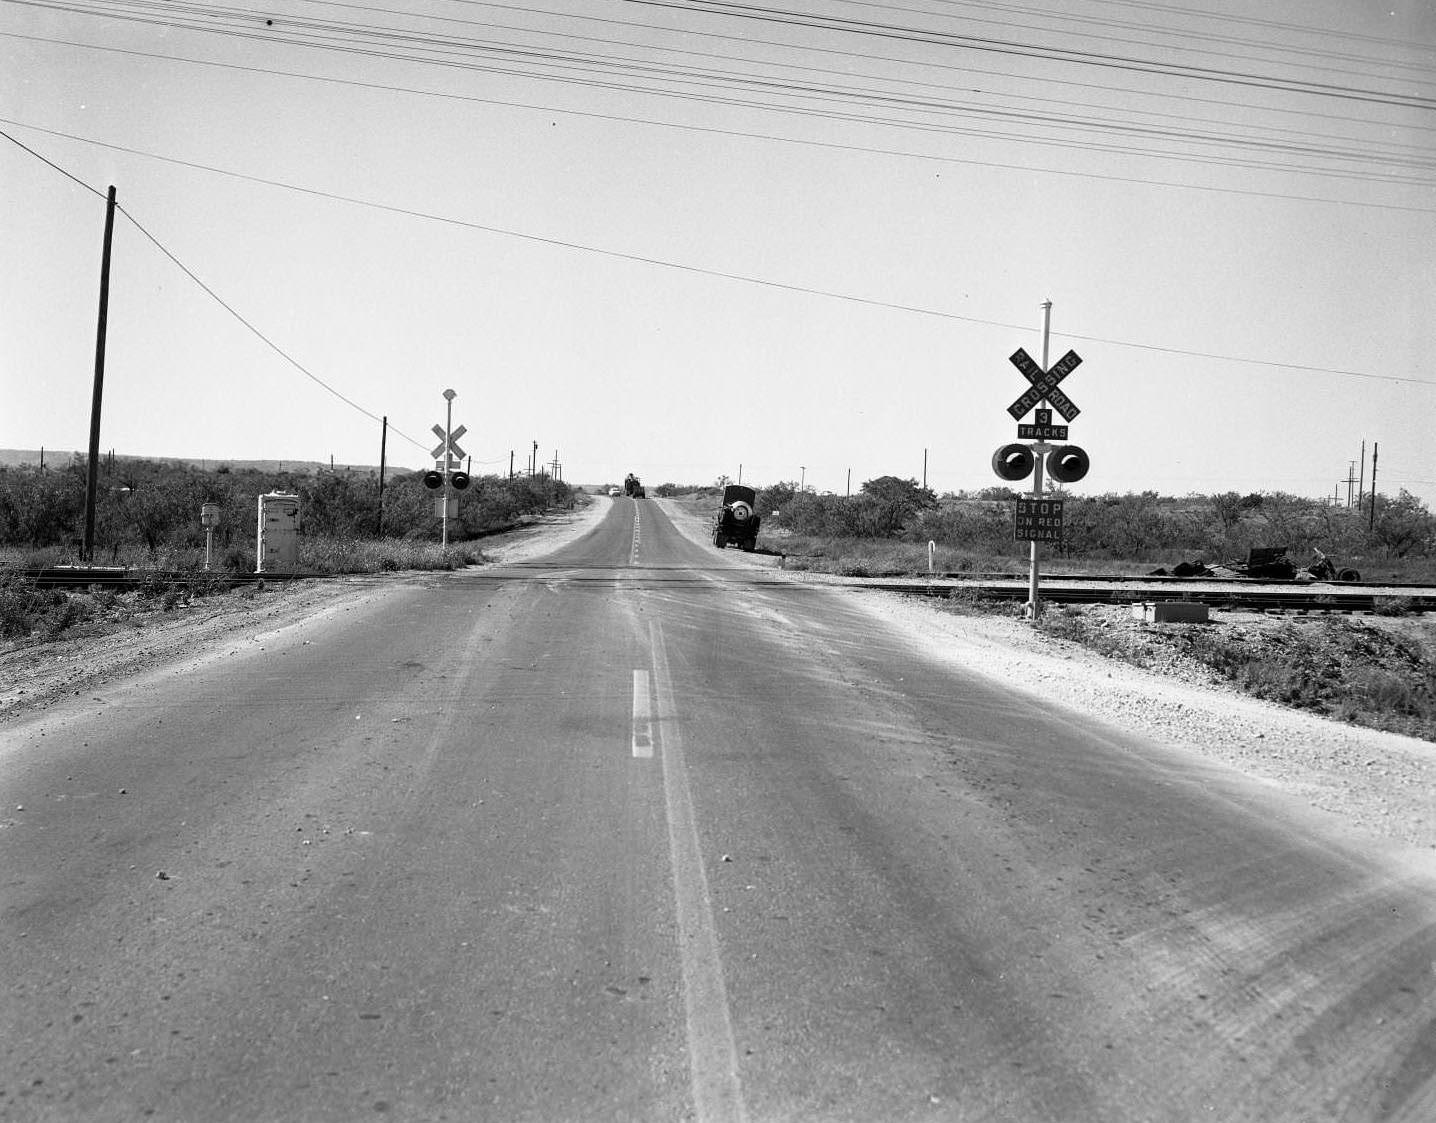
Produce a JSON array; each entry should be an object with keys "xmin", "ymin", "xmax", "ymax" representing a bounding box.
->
[
  {"xmin": 648, "ymin": 619, "xmax": 748, "ymax": 1123},
  {"xmin": 631, "ymin": 669, "xmax": 654, "ymax": 759}
]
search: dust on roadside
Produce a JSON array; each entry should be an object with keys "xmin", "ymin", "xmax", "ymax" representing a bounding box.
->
[
  {"xmin": 866, "ymin": 593, "xmax": 1436, "ymax": 855},
  {"xmin": 0, "ymin": 578, "xmax": 388, "ymax": 725}
]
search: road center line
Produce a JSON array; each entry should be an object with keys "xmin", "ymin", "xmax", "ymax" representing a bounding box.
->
[
  {"xmin": 648, "ymin": 619, "xmax": 748, "ymax": 1123},
  {"xmin": 630, "ymin": 504, "xmax": 642, "ymax": 567},
  {"xmin": 631, "ymin": 669, "xmax": 654, "ymax": 759}
]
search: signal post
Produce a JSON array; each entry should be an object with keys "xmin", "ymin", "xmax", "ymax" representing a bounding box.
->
[
  {"xmin": 423, "ymin": 388, "xmax": 472, "ymax": 548},
  {"xmin": 992, "ymin": 302, "xmax": 1090, "ymax": 619}
]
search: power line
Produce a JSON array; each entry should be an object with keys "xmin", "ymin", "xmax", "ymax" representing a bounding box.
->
[
  {"xmin": 2, "ymin": 36, "xmax": 1431, "ymax": 211},
  {"xmin": 849, "ymin": 0, "xmax": 1436, "ymax": 83},
  {"xmin": 5, "ymin": 0, "xmax": 1431, "ymax": 185},
  {"xmin": 405, "ymin": 0, "xmax": 1436, "ymax": 138},
  {"xmin": 0, "ymin": 126, "xmax": 429, "ymax": 454},
  {"xmin": 623, "ymin": 0, "xmax": 1436, "ymax": 110},
  {"xmin": 0, "ymin": 124, "xmax": 107, "ymax": 197},
  {"xmin": 4, "ymin": 121, "xmax": 1431, "ymax": 392}
]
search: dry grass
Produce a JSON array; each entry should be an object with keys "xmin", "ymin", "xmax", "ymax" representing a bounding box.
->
[{"xmin": 1036, "ymin": 606, "xmax": 1436, "ymax": 742}]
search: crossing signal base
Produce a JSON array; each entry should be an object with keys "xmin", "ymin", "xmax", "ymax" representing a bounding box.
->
[{"xmin": 1015, "ymin": 498, "xmax": 1064, "ymax": 542}]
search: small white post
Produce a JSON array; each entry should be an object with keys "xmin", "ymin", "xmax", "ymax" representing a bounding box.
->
[{"xmin": 200, "ymin": 503, "xmax": 220, "ymax": 570}]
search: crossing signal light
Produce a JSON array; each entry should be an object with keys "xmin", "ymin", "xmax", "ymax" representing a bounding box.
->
[
  {"xmin": 422, "ymin": 470, "xmax": 444, "ymax": 490},
  {"xmin": 991, "ymin": 443, "xmax": 1035, "ymax": 481},
  {"xmin": 1046, "ymin": 445, "xmax": 1090, "ymax": 484},
  {"xmin": 450, "ymin": 471, "xmax": 471, "ymax": 492}
]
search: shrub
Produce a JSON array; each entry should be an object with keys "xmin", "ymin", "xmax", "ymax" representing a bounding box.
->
[
  {"xmin": 46, "ymin": 593, "xmax": 94, "ymax": 635},
  {"xmin": 0, "ymin": 578, "xmax": 41, "ymax": 638}
]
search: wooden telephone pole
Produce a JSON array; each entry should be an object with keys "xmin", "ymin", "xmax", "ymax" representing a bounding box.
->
[{"xmin": 82, "ymin": 185, "xmax": 118, "ymax": 561}]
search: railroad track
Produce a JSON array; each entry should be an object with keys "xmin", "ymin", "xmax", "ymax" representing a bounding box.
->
[
  {"xmin": 14, "ymin": 565, "xmax": 1436, "ymax": 615},
  {"xmin": 14, "ymin": 566, "xmax": 315, "ymax": 589},
  {"xmin": 866, "ymin": 579, "xmax": 1436, "ymax": 614}
]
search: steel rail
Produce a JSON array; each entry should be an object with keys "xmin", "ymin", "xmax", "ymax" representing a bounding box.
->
[{"xmin": 12, "ymin": 566, "xmax": 1435, "ymax": 614}]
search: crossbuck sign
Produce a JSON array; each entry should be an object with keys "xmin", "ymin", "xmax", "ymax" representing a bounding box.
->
[
  {"xmin": 1006, "ymin": 348, "xmax": 1082, "ymax": 422},
  {"xmin": 431, "ymin": 424, "xmax": 467, "ymax": 467}
]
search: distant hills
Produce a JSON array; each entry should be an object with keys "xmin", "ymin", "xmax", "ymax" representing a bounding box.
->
[{"xmin": 0, "ymin": 449, "xmax": 403, "ymax": 475}]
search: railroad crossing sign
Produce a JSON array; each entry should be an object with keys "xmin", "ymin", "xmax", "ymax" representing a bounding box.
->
[
  {"xmin": 1007, "ymin": 347, "xmax": 1082, "ymax": 422},
  {"xmin": 431, "ymin": 423, "xmax": 467, "ymax": 465}
]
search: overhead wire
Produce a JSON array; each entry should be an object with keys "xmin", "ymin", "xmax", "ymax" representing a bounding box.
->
[
  {"xmin": 5, "ymin": 0, "xmax": 1432, "ymax": 187},
  {"xmin": 0, "ymin": 126, "xmax": 431, "ymax": 455},
  {"xmin": 416, "ymin": 0, "xmax": 1436, "ymax": 138},
  {"xmin": 7, "ymin": 31, "xmax": 1432, "ymax": 210},
  {"xmin": 4, "ymin": 119, "xmax": 1432, "ymax": 393},
  {"xmin": 622, "ymin": 0, "xmax": 1436, "ymax": 109},
  {"xmin": 3, "ymin": 3, "xmax": 1433, "ymax": 403},
  {"xmin": 832, "ymin": 0, "xmax": 1436, "ymax": 83}
]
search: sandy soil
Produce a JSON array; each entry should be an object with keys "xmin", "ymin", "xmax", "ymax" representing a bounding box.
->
[{"xmin": 5, "ymin": 494, "xmax": 1432, "ymax": 864}]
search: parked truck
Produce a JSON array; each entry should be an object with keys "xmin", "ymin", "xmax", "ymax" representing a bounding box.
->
[{"xmin": 713, "ymin": 484, "xmax": 760, "ymax": 552}]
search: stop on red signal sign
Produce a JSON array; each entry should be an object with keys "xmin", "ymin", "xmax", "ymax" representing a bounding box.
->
[{"xmin": 1015, "ymin": 498, "xmax": 1064, "ymax": 542}]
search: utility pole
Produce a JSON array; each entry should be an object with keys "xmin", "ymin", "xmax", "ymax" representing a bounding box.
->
[
  {"xmin": 82, "ymin": 185, "xmax": 117, "ymax": 562},
  {"xmin": 509, "ymin": 450, "xmax": 514, "ymax": 480},
  {"xmin": 1370, "ymin": 442, "xmax": 1379, "ymax": 531},
  {"xmin": 377, "ymin": 415, "xmax": 388, "ymax": 536},
  {"xmin": 846, "ymin": 468, "xmax": 851, "ymax": 497},
  {"xmin": 922, "ymin": 448, "xmax": 927, "ymax": 490},
  {"xmin": 1358, "ymin": 440, "xmax": 1366, "ymax": 509},
  {"xmin": 1344, "ymin": 461, "xmax": 1358, "ymax": 508}
]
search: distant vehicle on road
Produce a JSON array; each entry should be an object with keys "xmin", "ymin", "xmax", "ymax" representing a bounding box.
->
[
  {"xmin": 624, "ymin": 473, "xmax": 646, "ymax": 498},
  {"xmin": 608, "ymin": 486, "xmax": 622, "ymax": 496},
  {"xmin": 713, "ymin": 484, "xmax": 760, "ymax": 551}
]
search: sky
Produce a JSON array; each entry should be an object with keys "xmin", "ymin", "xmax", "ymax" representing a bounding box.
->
[{"xmin": 2, "ymin": 0, "xmax": 1434, "ymax": 507}]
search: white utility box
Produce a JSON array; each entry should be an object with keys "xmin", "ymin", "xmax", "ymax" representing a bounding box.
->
[{"xmin": 256, "ymin": 492, "xmax": 301, "ymax": 572}]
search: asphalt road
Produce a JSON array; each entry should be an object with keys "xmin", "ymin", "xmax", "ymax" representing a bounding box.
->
[{"xmin": 2, "ymin": 497, "xmax": 1434, "ymax": 1121}]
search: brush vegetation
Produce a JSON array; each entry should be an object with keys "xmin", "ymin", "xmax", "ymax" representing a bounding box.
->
[
  {"xmin": 742, "ymin": 477, "xmax": 1436, "ymax": 583},
  {"xmin": 0, "ymin": 455, "xmax": 580, "ymax": 644}
]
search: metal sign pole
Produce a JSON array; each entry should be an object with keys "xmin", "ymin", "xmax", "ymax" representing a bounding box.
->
[
  {"xmin": 997, "ymin": 302, "xmax": 1086, "ymax": 613},
  {"xmin": 442, "ymin": 389, "xmax": 457, "ymax": 549},
  {"xmin": 1026, "ymin": 300, "xmax": 1053, "ymax": 620}
]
